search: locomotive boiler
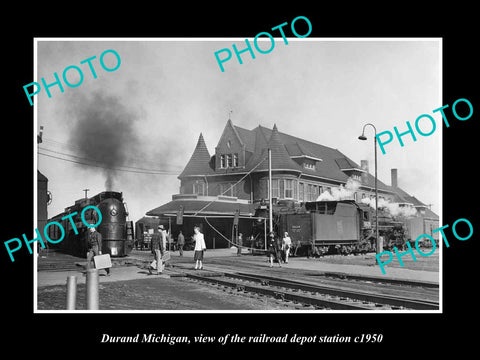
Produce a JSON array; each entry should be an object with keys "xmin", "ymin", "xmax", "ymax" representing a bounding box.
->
[
  {"xmin": 250, "ymin": 199, "xmax": 407, "ymax": 256},
  {"xmin": 46, "ymin": 191, "xmax": 134, "ymax": 258}
]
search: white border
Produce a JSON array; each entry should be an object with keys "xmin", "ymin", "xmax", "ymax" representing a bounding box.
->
[{"xmin": 33, "ymin": 37, "xmax": 443, "ymax": 314}]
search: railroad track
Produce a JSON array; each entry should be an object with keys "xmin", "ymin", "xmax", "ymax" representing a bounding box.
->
[
  {"xmin": 185, "ymin": 270, "xmax": 439, "ymax": 310},
  {"xmin": 176, "ymin": 259, "xmax": 438, "ymax": 297},
  {"xmin": 308, "ymin": 271, "xmax": 439, "ymax": 288}
]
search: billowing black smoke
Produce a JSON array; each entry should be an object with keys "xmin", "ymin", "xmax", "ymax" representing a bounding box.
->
[{"xmin": 68, "ymin": 91, "xmax": 140, "ymax": 190}]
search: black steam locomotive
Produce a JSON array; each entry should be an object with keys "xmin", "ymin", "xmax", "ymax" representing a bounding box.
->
[
  {"xmin": 47, "ymin": 191, "xmax": 134, "ymax": 258},
  {"xmin": 249, "ymin": 199, "xmax": 406, "ymax": 256}
]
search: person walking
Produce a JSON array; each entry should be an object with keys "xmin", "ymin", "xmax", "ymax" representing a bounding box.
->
[
  {"xmin": 149, "ymin": 225, "xmax": 165, "ymax": 275},
  {"xmin": 86, "ymin": 226, "xmax": 110, "ymax": 276},
  {"xmin": 177, "ymin": 230, "xmax": 185, "ymax": 256},
  {"xmin": 193, "ymin": 226, "xmax": 206, "ymax": 270},
  {"xmin": 267, "ymin": 231, "xmax": 281, "ymax": 268},
  {"xmin": 282, "ymin": 232, "xmax": 292, "ymax": 264}
]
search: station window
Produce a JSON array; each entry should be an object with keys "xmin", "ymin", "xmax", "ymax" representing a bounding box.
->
[
  {"xmin": 285, "ymin": 179, "xmax": 293, "ymax": 199},
  {"xmin": 226, "ymin": 154, "xmax": 233, "ymax": 168},
  {"xmin": 233, "ymin": 153, "xmax": 239, "ymax": 167},
  {"xmin": 272, "ymin": 179, "xmax": 280, "ymax": 199},
  {"xmin": 299, "ymin": 182, "xmax": 305, "ymax": 201},
  {"xmin": 193, "ymin": 181, "xmax": 205, "ymax": 196},
  {"xmin": 306, "ymin": 184, "xmax": 313, "ymax": 201},
  {"xmin": 220, "ymin": 155, "xmax": 225, "ymax": 168}
]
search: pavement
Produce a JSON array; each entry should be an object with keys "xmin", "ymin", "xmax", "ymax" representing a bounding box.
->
[{"xmin": 36, "ymin": 246, "xmax": 439, "ymax": 287}]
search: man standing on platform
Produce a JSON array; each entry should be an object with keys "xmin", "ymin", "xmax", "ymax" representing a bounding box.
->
[
  {"xmin": 86, "ymin": 226, "xmax": 110, "ymax": 276},
  {"xmin": 159, "ymin": 225, "xmax": 167, "ymax": 256},
  {"xmin": 177, "ymin": 230, "xmax": 185, "ymax": 256},
  {"xmin": 149, "ymin": 225, "xmax": 165, "ymax": 275}
]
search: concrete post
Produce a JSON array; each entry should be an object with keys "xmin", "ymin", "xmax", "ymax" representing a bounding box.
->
[
  {"xmin": 86, "ymin": 269, "xmax": 99, "ymax": 310},
  {"xmin": 66, "ymin": 275, "xmax": 77, "ymax": 310}
]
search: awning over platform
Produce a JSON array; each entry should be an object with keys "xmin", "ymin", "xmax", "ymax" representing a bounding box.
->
[{"xmin": 146, "ymin": 195, "xmax": 256, "ymax": 217}]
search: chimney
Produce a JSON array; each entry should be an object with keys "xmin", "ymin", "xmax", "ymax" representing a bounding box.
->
[
  {"xmin": 360, "ymin": 160, "xmax": 369, "ymax": 184},
  {"xmin": 391, "ymin": 168, "xmax": 398, "ymax": 188}
]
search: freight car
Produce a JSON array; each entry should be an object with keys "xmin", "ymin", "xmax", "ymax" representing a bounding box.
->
[
  {"xmin": 250, "ymin": 199, "xmax": 407, "ymax": 256},
  {"xmin": 46, "ymin": 191, "xmax": 134, "ymax": 258}
]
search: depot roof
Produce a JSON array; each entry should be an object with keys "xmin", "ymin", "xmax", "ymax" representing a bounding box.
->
[{"xmin": 146, "ymin": 195, "xmax": 256, "ymax": 217}]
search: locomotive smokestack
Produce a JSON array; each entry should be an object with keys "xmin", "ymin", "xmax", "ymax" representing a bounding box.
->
[{"xmin": 391, "ymin": 168, "xmax": 398, "ymax": 188}]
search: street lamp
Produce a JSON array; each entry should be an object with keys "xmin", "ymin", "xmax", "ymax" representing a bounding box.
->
[{"xmin": 358, "ymin": 123, "xmax": 382, "ymax": 263}]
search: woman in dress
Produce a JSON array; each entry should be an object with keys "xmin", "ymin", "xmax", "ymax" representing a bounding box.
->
[
  {"xmin": 267, "ymin": 231, "xmax": 282, "ymax": 268},
  {"xmin": 193, "ymin": 226, "xmax": 206, "ymax": 270}
]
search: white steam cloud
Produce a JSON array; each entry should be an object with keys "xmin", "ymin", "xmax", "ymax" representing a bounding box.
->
[
  {"xmin": 360, "ymin": 197, "xmax": 418, "ymax": 218},
  {"xmin": 317, "ymin": 178, "xmax": 361, "ymax": 201},
  {"xmin": 316, "ymin": 177, "xmax": 418, "ymax": 218}
]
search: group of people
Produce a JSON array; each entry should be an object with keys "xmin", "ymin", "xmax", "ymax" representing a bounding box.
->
[
  {"xmin": 267, "ymin": 231, "xmax": 292, "ymax": 267},
  {"xmin": 149, "ymin": 226, "xmax": 293, "ymax": 271},
  {"xmin": 148, "ymin": 225, "xmax": 206, "ymax": 274},
  {"xmin": 86, "ymin": 223, "xmax": 295, "ymax": 275}
]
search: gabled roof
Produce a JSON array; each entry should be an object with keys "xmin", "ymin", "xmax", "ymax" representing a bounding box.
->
[
  {"xmin": 420, "ymin": 207, "xmax": 439, "ymax": 220},
  {"xmin": 285, "ymin": 142, "xmax": 322, "ymax": 161},
  {"xmin": 179, "ymin": 121, "xmax": 425, "ymax": 197},
  {"xmin": 216, "ymin": 119, "xmax": 245, "ymax": 149},
  {"xmin": 234, "ymin": 125, "xmax": 256, "ymax": 152},
  {"xmin": 178, "ymin": 133, "xmax": 214, "ymax": 178},
  {"xmin": 249, "ymin": 125, "xmax": 392, "ymax": 190},
  {"xmin": 391, "ymin": 187, "xmax": 427, "ymax": 207},
  {"xmin": 244, "ymin": 124, "xmax": 303, "ymax": 172}
]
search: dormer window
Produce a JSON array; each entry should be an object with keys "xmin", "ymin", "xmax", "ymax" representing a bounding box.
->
[
  {"xmin": 219, "ymin": 153, "xmax": 239, "ymax": 169},
  {"xmin": 304, "ymin": 162, "xmax": 315, "ymax": 170},
  {"xmin": 351, "ymin": 174, "xmax": 361, "ymax": 182}
]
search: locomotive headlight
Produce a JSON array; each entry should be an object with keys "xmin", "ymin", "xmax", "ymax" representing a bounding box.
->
[{"xmin": 110, "ymin": 207, "xmax": 118, "ymax": 216}]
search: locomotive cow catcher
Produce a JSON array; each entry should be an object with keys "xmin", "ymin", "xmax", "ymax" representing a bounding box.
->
[
  {"xmin": 46, "ymin": 191, "xmax": 134, "ymax": 258},
  {"xmin": 249, "ymin": 199, "xmax": 407, "ymax": 257}
]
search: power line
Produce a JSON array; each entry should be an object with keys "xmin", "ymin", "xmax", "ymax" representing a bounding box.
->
[
  {"xmin": 38, "ymin": 146, "xmax": 182, "ymax": 173},
  {"xmin": 42, "ymin": 137, "xmax": 174, "ymax": 168},
  {"xmin": 192, "ymin": 154, "xmax": 268, "ymax": 216},
  {"xmin": 38, "ymin": 152, "xmax": 180, "ymax": 175}
]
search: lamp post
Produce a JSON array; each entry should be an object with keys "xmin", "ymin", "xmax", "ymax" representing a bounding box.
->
[{"xmin": 358, "ymin": 123, "xmax": 381, "ymax": 263}]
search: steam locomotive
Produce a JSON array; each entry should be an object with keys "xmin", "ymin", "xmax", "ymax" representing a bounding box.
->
[
  {"xmin": 46, "ymin": 191, "xmax": 134, "ymax": 258},
  {"xmin": 249, "ymin": 199, "xmax": 407, "ymax": 256}
]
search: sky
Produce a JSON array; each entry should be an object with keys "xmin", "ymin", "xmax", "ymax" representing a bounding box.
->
[{"xmin": 36, "ymin": 38, "xmax": 441, "ymax": 223}]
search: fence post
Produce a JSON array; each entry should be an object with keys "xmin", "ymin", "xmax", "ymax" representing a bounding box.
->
[
  {"xmin": 66, "ymin": 275, "xmax": 77, "ymax": 310},
  {"xmin": 86, "ymin": 269, "xmax": 99, "ymax": 310}
]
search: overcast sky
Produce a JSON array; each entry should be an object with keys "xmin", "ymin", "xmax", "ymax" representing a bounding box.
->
[{"xmin": 36, "ymin": 38, "xmax": 441, "ymax": 222}]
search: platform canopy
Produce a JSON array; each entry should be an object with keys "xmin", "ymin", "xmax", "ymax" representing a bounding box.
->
[{"xmin": 146, "ymin": 194, "xmax": 256, "ymax": 218}]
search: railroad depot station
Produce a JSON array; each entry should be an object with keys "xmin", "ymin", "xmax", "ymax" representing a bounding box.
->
[
  {"xmin": 142, "ymin": 119, "xmax": 439, "ymax": 249},
  {"xmin": 36, "ymin": 119, "xmax": 440, "ymax": 311}
]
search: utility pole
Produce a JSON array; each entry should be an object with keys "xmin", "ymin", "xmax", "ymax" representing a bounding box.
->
[{"xmin": 268, "ymin": 148, "xmax": 273, "ymax": 235}]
